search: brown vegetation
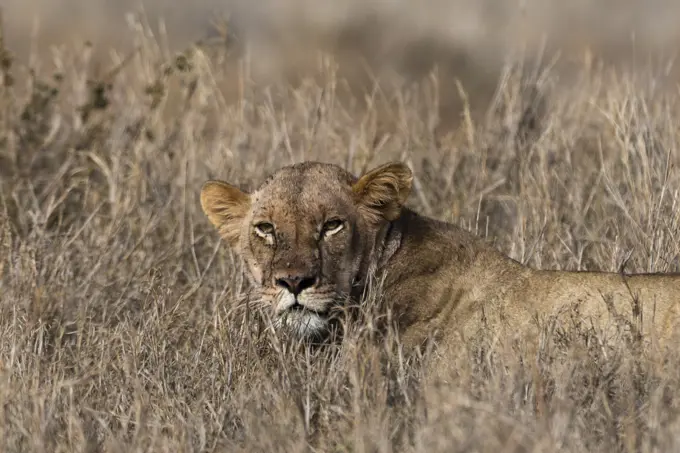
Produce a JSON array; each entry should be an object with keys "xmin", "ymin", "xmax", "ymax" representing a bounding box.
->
[{"xmin": 2, "ymin": 3, "xmax": 680, "ymax": 452}]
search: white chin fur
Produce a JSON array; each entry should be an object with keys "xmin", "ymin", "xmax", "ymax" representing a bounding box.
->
[{"xmin": 276, "ymin": 310, "xmax": 328, "ymax": 339}]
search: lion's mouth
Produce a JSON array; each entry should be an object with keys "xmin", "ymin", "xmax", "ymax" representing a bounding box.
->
[
  {"xmin": 271, "ymin": 289, "xmax": 341, "ymax": 339},
  {"xmin": 286, "ymin": 299, "xmax": 327, "ymax": 316},
  {"xmin": 275, "ymin": 289, "xmax": 333, "ymax": 316}
]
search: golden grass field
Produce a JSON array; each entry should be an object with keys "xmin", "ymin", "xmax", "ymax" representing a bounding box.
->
[{"xmin": 3, "ymin": 1, "xmax": 680, "ymax": 451}]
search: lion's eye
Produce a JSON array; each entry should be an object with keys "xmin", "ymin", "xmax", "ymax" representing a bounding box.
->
[
  {"xmin": 254, "ymin": 222, "xmax": 275, "ymax": 236},
  {"xmin": 321, "ymin": 219, "xmax": 344, "ymax": 237}
]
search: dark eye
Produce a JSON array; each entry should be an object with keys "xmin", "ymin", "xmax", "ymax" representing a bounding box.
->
[
  {"xmin": 322, "ymin": 219, "xmax": 344, "ymax": 236},
  {"xmin": 254, "ymin": 222, "xmax": 275, "ymax": 236}
]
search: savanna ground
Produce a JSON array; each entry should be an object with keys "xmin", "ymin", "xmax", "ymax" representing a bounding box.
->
[{"xmin": 2, "ymin": 2, "xmax": 680, "ymax": 452}]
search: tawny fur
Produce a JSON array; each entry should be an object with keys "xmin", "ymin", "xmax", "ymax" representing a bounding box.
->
[{"xmin": 200, "ymin": 161, "xmax": 680, "ymax": 379}]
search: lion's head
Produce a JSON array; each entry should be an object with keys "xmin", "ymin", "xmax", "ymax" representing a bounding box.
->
[{"xmin": 200, "ymin": 161, "xmax": 413, "ymax": 339}]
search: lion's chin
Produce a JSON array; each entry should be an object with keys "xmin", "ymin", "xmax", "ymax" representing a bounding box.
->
[{"xmin": 276, "ymin": 309, "xmax": 329, "ymax": 341}]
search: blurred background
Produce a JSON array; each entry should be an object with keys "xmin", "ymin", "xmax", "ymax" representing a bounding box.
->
[
  {"xmin": 2, "ymin": 1, "xmax": 677, "ymax": 149},
  {"xmin": 4, "ymin": 0, "xmax": 680, "ymax": 132},
  {"xmin": 4, "ymin": 0, "xmax": 680, "ymax": 73}
]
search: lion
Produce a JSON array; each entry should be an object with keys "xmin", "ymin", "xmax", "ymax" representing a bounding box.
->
[{"xmin": 200, "ymin": 161, "xmax": 680, "ymax": 376}]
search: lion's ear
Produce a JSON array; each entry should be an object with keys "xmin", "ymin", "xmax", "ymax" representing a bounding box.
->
[
  {"xmin": 200, "ymin": 180, "xmax": 251, "ymax": 246},
  {"xmin": 352, "ymin": 162, "xmax": 413, "ymax": 223}
]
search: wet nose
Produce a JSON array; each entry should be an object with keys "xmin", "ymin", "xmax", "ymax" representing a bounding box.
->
[{"xmin": 275, "ymin": 274, "xmax": 317, "ymax": 295}]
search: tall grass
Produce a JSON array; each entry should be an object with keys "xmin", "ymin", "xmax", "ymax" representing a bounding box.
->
[{"xmin": 1, "ymin": 8, "xmax": 680, "ymax": 453}]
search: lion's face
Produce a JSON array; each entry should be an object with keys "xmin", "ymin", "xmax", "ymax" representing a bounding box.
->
[{"xmin": 200, "ymin": 161, "xmax": 413, "ymax": 340}]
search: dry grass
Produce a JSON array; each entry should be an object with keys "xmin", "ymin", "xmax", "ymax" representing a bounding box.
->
[{"xmin": 2, "ymin": 5, "xmax": 680, "ymax": 453}]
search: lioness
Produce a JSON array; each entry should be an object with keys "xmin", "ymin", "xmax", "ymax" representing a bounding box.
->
[{"xmin": 200, "ymin": 161, "xmax": 680, "ymax": 373}]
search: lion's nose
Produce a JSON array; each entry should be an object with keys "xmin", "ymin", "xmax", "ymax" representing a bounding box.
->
[{"xmin": 275, "ymin": 275, "xmax": 317, "ymax": 295}]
